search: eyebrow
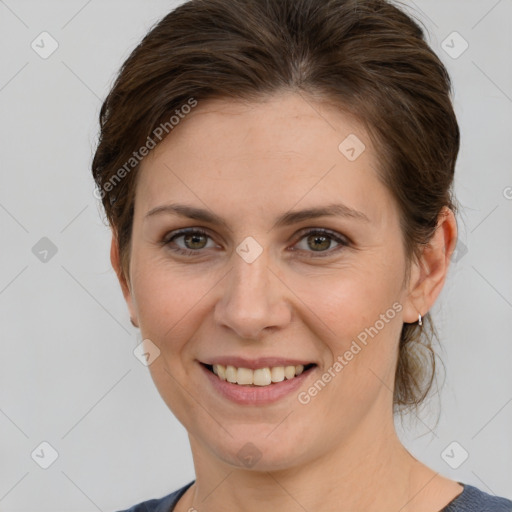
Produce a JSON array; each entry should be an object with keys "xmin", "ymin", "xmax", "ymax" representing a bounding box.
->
[{"xmin": 144, "ymin": 202, "xmax": 370, "ymax": 228}]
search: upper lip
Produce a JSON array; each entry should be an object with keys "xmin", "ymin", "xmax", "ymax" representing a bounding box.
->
[{"xmin": 200, "ymin": 356, "xmax": 315, "ymax": 370}]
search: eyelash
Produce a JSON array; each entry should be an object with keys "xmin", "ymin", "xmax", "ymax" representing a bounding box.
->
[{"xmin": 161, "ymin": 227, "xmax": 350, "ymax": 258}]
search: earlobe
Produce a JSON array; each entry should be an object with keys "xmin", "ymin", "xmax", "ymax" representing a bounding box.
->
[
  {"xmin": 110, "ymin": 230, "xmax": 139, "ymax": 328},
  {"xmin": 402, "ymin": 207, "xmax": 458, "ymax": 324}
]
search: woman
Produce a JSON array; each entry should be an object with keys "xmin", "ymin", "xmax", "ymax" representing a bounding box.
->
[{"xmin": 91, "ymin": 0, "xmax": 512, "ymax": 510}]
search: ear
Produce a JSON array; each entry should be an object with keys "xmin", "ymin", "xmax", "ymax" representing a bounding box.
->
[
  {"xmin": 110, "ymin": 229, "xmax": 139, "ymax": 328},
  {"xmin": 402, "ymin": 207, "xmax": 458, "ymax": 323}
]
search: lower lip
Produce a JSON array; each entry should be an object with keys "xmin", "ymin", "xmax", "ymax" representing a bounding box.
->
[{"xmin": 200, "ymin": 363, "xmax": 315, "ymax": 405}]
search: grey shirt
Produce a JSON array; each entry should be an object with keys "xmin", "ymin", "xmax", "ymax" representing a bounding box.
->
[{"xmin": 116, "ymin": 481, "xmax": 512, "ymax": 512}]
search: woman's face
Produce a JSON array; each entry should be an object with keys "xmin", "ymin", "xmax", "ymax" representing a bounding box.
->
[{"xmin": 117, "ymin": 92, "xmax": 421, "ymax": 470}]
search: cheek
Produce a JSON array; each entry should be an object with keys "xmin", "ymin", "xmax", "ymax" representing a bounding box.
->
[
  {"xmin": 291, "ymin": 256, "xmax": 404, "ymax": 396},
  {"xmin": 293, "ymin": 256, "xmax": 403, "ymax": 339},
  {"xmin": 299, "ymin": 281, "xmax": 403, "ymax": 431},
  {"xmin": 131, "ymin": 260, "xmax": 216, "ymax": 421},
  {"xmin": 130, "ymin": 254, "xmax": 212, "ymax": 349}
]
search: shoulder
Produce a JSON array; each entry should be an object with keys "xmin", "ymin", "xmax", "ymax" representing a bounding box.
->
[
  {"xmin": 115, "ymin": 481, "xmax": 194, "ymax": 512},
  {"xmin": 443, "ymin": 483, "xmax": 512, "ymax": 512}
]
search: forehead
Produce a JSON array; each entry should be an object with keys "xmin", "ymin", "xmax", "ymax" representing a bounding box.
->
[
  {"xmin": 148, "ymin": 92, "xmax": 367, "ymax": 155},
  {"xmin": 134, "ymin": 92, "xmax": 396, "ymax": 226}
]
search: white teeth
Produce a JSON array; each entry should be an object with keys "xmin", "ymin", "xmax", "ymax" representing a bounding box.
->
[
  {"xmin": 253, "ymin": 368, "xmax": 272, "ymax": 386},
  {"xmin": 225, "ymin": 365, "xmax": 237, "ymax": 383},
  {"xmin": 270, "ymin": 366, "xmax": 285, "ymax": 382},
  {"xmin": 212, "ymin": 364, "xmax": 227, "ymax": 380},
  {"xmin": 236, "ymin": 367, "xmax": 253, "ymax": 385},
  {"xmin": 209, "ymin": 363, "xmax": 310, "ymax": 386},
  {"xmin": 284, "ymin": 366, "xmax": 296, "ymax": 379}
]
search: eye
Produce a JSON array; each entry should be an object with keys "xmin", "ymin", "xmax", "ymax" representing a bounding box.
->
[
  {"xmin": 161, "ymin": 227, "xmax": 349, "ymax": 258},
  {"xmin": 291, "ymin": 228, "xmax": 349, "ymax": 257},
  {"xmin": 162, "ymin": 228, "xmax": 218, "ymax": 256}
]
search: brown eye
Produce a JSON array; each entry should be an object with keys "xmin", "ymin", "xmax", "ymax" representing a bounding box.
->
[
  {"xmin": 162, "ymin": 227, "xmax": 348, "ymax": 258},
  {"xmin": 306, "ymin": 233, "xmax": 332, "ymax": 252},
  {"xmin": 292, "ymin": 229, "xmax": 349, "ymax": 257},
  {"xmin": 182, "ymin": 232, "xmax": 208, "ymax": 250},
  {"xmin": 163, "ymin": 228, "xmax": 216, "ymax": 255}
]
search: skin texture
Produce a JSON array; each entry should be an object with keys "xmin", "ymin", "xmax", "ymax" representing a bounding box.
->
[{"xmin": 111, "ymin": 92, "xmax": 462, "ymax": 511}]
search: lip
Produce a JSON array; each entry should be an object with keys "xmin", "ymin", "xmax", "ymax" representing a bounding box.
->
[
  {"xmin": 201, "ymin": 356, "xmax": 315, "ymax": 370},
  {"xmin": 199, "ymin": 361, "xmax": 316, "ymax": 405}
]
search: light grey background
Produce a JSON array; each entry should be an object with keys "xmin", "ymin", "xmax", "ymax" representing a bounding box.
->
[{"xmin": 0, "ymin": 1, "xmax": 511, "ymax": 510}]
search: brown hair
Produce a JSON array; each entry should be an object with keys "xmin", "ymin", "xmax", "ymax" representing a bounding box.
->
[{"xmin": 91, "ymin": 0, "xmax": 459, "ymax": 412}]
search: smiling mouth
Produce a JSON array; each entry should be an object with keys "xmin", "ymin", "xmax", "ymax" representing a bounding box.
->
[{"xmin": 202, "ymin": 363, "xmax": 316, "ymax": 387}]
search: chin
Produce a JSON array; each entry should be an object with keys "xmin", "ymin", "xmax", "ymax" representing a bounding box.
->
[{"xmin": 200, "ymin": 423, "xmax": 313, "ymax": 472}]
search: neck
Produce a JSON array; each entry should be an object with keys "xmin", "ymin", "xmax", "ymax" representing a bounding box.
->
[{"xmin": 183, "ymin": 412, "xmax": 427, "ymax": 512}]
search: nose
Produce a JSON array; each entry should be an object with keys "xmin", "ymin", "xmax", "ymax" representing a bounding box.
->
[{"xmin": 214, "ymin": 245, "xmax": 292, "ymax": 340}]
